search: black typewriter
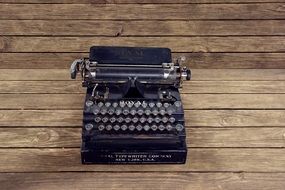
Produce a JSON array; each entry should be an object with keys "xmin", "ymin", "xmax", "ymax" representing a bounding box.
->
[{"xmin": 71, "ymin": 46, "xmax": 191, "ymax": 164}]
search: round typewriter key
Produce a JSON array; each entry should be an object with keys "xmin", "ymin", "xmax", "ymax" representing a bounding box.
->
[
  {"xmin": 147, "ymin": 117, "xmax": 154, "ymax": 123},
  {"xmin": 98, "ymin": 125, "xmax": 105, "ymax": 131},
  {"xmin": 166, "ymin": 124, "xmax": 173, "ymax": 131},
  {"xmin": 130, "ymin": 108, "xmax": 136, "ymax": 115},
  {"xmin": 92, "ymin": 105, "xmax": 100, "ymax": 115},
  {"xmin": 144, "ymin": 125, "xmax": 150, "ymax": 131},
  {"xmin": 158, "ymin": 125, "xmax": 165, "ymax": 131},
  {"xmin": 134, "ymin": 101, "xmax": 141, "ymax": 108},
  {"xmin": 125, "ymin": 117, "xmax": 132, "ymax": 123},
  {"xmin": 154, "ymin": 117, "xmax": 161, "ymax": 123},
  {"xmin": 174, "ymin": 101, "xmax": 182, "ymax": 108},
  {"xmin": 105, "ymin": 102, "xmax": 111, "ymax": 107},
  {"xmin": 166, "ymin": 106, "xmax": 175, "ymax": 115},
  {"xmin": 129, "ymin": 125, "xmax": 135, "ymax": 131},
  {"xmin": 152, "ymin": 108, "xmax": 159, "ymax": 116},
  {"xmin": 156, "ymin": 102, "xmax": 162, "ymax": 108},
  {"xmin": 163, "ymin": 102, "xmax": 170, "ymax": 108},
  {"xmin": 127, "ymin": 101, "xmax": 134, "ymax": 108},
  {"xmin": 94, "ymin": 117, "xmax": 101, "ymax": 123},
  {"xmin": 136, "ymin": 125, "xmax": 143, "ymax": 131},
  {"xmin": 112, "ymin": 102, "xmax": 118, "ymax": 108},
  {"xmin": 159, "ymin": 108, "xmax": 166, "ymax": 115},
  {"xmin": 145, "ymin": 108, "xmax": 151, "ymax": 116},
  {"xmin": 123, "ymin": 108, "xmax": 129, "ymax": 115},
  {"xmin": 97, "ymin": 102, "xmax": 104, "ymax": 107},
  {"xmin": 140, "ymin": 117, "xmax": 146, "ymax": 123},
  {"xmin": 117, "ymin": 117, "xmax": 124, "ymax": 123},
  {"xmin": 108, "ymin": 107, "xmax": 115, "ymax": 115},
  {"xmin": 85, "ymin": 123, "xmax": 93, "ymax": 131},
  {"xmin": 102, "ymin": 117, "xmax": 108, "ymax": 123},
  {"xmin": 106, "ymin": 125, "xmax": 112, "ymax": 131},
  {"xmin": 141, "ymin": 102, "xmax": 148, "ymax": 108},
  {"xmin": 110, "ymin": 117, "xmax": 116, "ymax": 123},
  {"xmin": 115, "ymin": 107, "xmax": 122, "ymax": 115},
  {"xmin": 132, "ymin": 117, "xmax": 139, "ymax": 123},
  {"xmin": 101, "ymin": 107, "xmax": 107, "ymax": 115},
  {"xmin": 119, "ymin": 101, "xmax": 126, "ymax": 108},
  {"xmin": 137, "ymin": 108, "xmax": 144, "ymax": 115},
  {"xmin": 149, "ymin": 102, "xmax": 155, "ymax": 108},
  {"xmin": 85, "ymin": 100, "xmax": 94, "ymax": 107},
  {"xmin": 151, "ymin": 125, "xmax": 158, "ymax": 131},
  {"xmin": 169, "ymin": 117, "xmax": 176, "ymax": 123},
  {"xmin": 175, "ymin": 124, "xmax": 184, "ymax": 131},
  {"xmin": 114, "ymin": 125, "xmax": 120, "ymax": 131},
  {"xmin": 121, "ymin": 124, "xmax": 128, "ymax": 131},
  {"xmin": 162, "ymin": 117, "xmax": 168, "ymax": 123}
]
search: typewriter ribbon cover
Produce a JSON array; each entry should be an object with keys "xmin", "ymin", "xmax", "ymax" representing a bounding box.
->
[{"xmin": 70, "ymin": 46, "xmax": 191, "ymax": 164}]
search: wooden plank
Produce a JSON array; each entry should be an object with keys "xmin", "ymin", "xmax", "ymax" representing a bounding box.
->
[
  {"xmin": 0, "ymin": 69, "xmax": 284, "ymax": 81},
  {"xmin": 1, "ymin": 20, "xmax": 285, "ymax": 36},
  {"xmin": 1, "ymin": 81, "xmax": 285, "ymax": 94},
  {"xmin": 1, "ymin": 172, "xmax": 285, "ymax": 190},
  {"xmin": 1, "ymin": 110, "xmax": 284, "ymax": 127},
  {"xmin": 2, "ymin": 0, "xmax": 285, "ymax": 3},
  {"xmin": 1, "ymin": 127, "xmax": 285, "ymax": 148},
  {"xmin": 1, "ymin": 37, "xmax": 285, "ymax": 53},
  {"xmin": 177, "ymin": 53, "xmax": 285, "ymax": 69},
  {"xmin": 1, "ymin": 4, "xmax": 285, "ymax": 20},
  {"xmin": 0, "ymin": 94, "xmax": 284, "ymax": 109},
  {"xmin": 0, "ymin": 148, "xmax": 285, "ymax": 172},
  {"xmin": 2, "ymin": 53, "xmax": 285, "ymax": 69}
]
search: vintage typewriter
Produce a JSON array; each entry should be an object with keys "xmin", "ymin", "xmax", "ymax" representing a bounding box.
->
[{"xmin": 71, "ymin": 46, "xmax": 191, "ymax": 164}]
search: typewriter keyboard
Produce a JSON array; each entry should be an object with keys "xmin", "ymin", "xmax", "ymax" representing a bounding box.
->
[{"xmin": 84, "ymin": 100, "xmax": 184, "ymax": 132}]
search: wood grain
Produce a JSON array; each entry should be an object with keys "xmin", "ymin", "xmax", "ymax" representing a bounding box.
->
[
  {"xmin": 0, "ymin": 94, "xmax": 284, "ymax": 109},
  {"xmin": 1, "ymin": 148, "xmax": 285, "ymax": 172},
  {"xmin": 1, "ymin": 20, "xmax": 285, "ymax": 36},
  {"xmin": 2, "ymin": 36, "xmax": 285, "ymax": 52},
  {"xmin": 2, "ymin": 0, "xmax": 285, "ymax": 3},
  {"xmin": 0, "ymin": 69, "xmax": 284, "ymax": 81},
  {"xmin": 2, "ymin": 53, "xmax": 285, "ymax": 69},
  {"xmin": 1, "ymin": 172, "xmax": 285, "ymax": 190},
  {"xmin": 1, "ymin": 81, "xmax": 285, "ymax": 94},
  {"xmin": 1, "ymin": 110, "xmax": 284, "ymax": 127},
  {"xmin": 1, "ymin": 4, "xmax": 285, "ymax": 20},
  {"xmin": 1, "ymin": 127, "xmax": 285, "ymax": 147}
]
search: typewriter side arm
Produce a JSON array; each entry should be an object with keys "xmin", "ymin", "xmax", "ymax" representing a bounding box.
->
[{"xmin": 70, "ymin": 59, "xmax": 85, "ymax": 79}]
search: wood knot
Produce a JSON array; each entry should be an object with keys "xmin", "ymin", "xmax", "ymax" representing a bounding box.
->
[
  {"xmin": 115, "ymin": 25, "xmax": 124, "ymax": 37},
  {"xmin": 0, "ymin": 37, "xmax": 9, "ymax": 52}
]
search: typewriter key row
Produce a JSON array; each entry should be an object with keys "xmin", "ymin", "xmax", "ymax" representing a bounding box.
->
[
  {"xmin": 86, "ymin": 123, "xmax": 184, "ymax": 132},
  {"xmin": 94, "ymin": 116, "xmax": 176, "ymax": 124},
  {"xmin": 91, "ymin": 101, "xmax": 182, "ymax": 116}
]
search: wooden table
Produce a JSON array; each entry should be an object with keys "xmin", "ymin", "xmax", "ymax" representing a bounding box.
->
[{"xmin": 0, "ymin": 1, "xmax": 285, "ymax": 189}]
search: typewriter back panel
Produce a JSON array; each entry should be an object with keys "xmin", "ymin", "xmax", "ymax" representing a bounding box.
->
[{"xmin": 89, "ymin": 46, "xmax": 172, "ymax": 65}]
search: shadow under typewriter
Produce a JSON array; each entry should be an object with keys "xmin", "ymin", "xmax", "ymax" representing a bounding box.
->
[{"xmin": 71, "ymin": 46, "xmax": 191, "ymax": 164}]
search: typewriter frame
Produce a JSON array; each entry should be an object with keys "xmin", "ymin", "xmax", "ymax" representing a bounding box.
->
[{"xmin": 71, "ymin": 46, "xmax": 191, "ymax": 164}]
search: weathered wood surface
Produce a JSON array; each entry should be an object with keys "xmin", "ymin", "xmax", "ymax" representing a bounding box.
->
[
  {"xmin": 1, "ymin": 20, "xmax": 285, "ymax": 36},
  {"xmin": 0, "ymin": 94, "xmax": 284, "ymax": 109},
  {"xmin": 1, "ymin": 69, "xmax": 285, "ymax": 80},
  {"xmin": 1, "ymin": 1, "xmax": 285, "ymax": 190},
  {"xmin": 2, "ymin": 81, "xmax": 285, "ymax": 93},
  {"xmin": 1, "ymin": 127, "xmax": 285, "ymax": 147},
  {"xmin": 1, "ymin": 110, "xmax": 285, "ymax": 127},
  {"xmin": 2, "ymin": 53, "xmax": 285, "ymax": 69},
  {"xmin": 1, "ymin": 4, "xmax": 285, "ymax": 20},
  {"xmin": 1, "ymin": 36, "xmax": 285, "ymax": 52},
  {"xmin": 2, "ymin": 0, "xmax": 285, "ymax": 3},
  {"xmin": 1, "ymin": 172, "xmax": 285, "ymax": 190},
  {"xmin": 1, "ymin": 148, "xmax": 285, "ymax": 172}
]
